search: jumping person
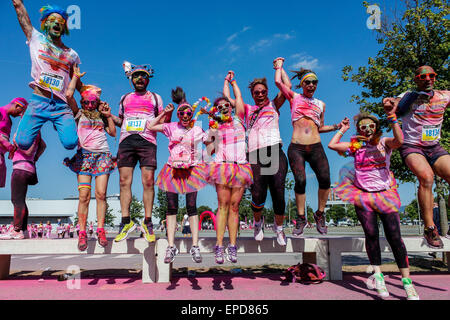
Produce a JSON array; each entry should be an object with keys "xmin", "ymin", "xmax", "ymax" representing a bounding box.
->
[
  {"xmin": 0, "ymin": 98, "xmax": 28, "ymax": 188},
  {"xmin": 384, "ymin": 66, "xmax": 450, "ymax": 247},
  {"xmin": 274, "ymin": 58, "xmax": 347, "ymax": 236},
  {"xmin": 222, "ymin": 60, "xmax": 290, "ymax": 245},
  {"xmin": 0, "ymin": 132, "xmax": 46, "ymax": 240},
  {"xmin": 146, "ymin": 87, "xmax": 211, "ymax": 264},
  {"xmin": 64, "ymin": 66, "xmax": 116, "ymax": 251},
  {"xmin": 12, "ymin": 1, "xmax": 82, "ymax": 151},
  {"xmin": 328, "ymin": 111, "xmax": 419, "ymax": 300},
  {"xmin": 111, "ymin": 62, "xmax": 171, "ymax": 243},
  {"xmin": 206, "ymin": 77, "xmax": 253, "ymax": 264}
]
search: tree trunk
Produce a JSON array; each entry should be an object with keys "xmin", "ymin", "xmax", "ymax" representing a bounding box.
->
[{"xmin": 436, "ymin": 177, "xmax": 449, "ymax": 236}]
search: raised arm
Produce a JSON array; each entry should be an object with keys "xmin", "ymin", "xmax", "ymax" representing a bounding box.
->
[
  {"xmin": 328, "ymin": 118, "xmax": 351, "ymax": 153},
  {"xmin": 273, "ymin": 57, "xmax": 292, "ymax": 109},
  {"xmin": 12, "ymin": 0, "xmax": 33, "ymax": 41},
  {"xmin": 66, "ymin": 64, "xmax": 85, "ymax": 116},
  {"xmin": 146, "ymin": 104, "xmax": 174, "ymax": 132},
  {"xmin": 274, "ymin": 58, "xmax": 294, "ymax": 101},
  {"xmin": 383, "ymin": 102, "xmax": 404, "ymax": 150},
  {"xmin": 99, "ymin": 102, "xmax": 116, "ymax": 137},
  {"xmin": 223, "ymin": 71, "xmax": 236, "ymax": 107},
  {"xmin": 228, "ymin": 72, "xmax": 245, "ymax": 121}
]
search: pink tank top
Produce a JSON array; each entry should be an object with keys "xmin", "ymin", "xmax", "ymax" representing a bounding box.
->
[
  {"xmin": 290, "ymin": 93, "xmax": 324, "ymax": 127},
  {"xmin": 209, "ymin": 117, "xmax": 247, "ymax": 164}
]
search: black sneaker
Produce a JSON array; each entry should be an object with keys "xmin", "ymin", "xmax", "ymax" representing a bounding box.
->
[
  {"xmin": 292, "ymin": 215, "xmax": 307, "ymax": 237},
  {"xmin": 313, "ymin": 210, "xmax": 328, "ymax": 235}
]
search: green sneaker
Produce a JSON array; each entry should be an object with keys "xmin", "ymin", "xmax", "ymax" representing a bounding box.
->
[
  {"xmin": 114, "ymin": 221, "xmax": 136, "ymax": 242},
  {"xmin": 402, "ymin": 278, "xmax": 420, "ymax": 300},
  {"xmin": 367, "ymin": 273, "xmax": 389, "ymax": 298},
  {"xmin": 142, "ymin": 222, "xmax": 156, "ymax": 243}
]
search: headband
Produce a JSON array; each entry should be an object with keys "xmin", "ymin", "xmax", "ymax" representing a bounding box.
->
[
  {"xmin": 11, "ymin": 97, "xmax": 28, "ymax": 109},
  {"xmin": 300, "ymin": 73, "xmax": 318, "ymax": 86},
  {"xmin": 80, "ymin": 85, "xmax": 102, "ymax": 100},
  {"xmin": 39, "ymin": 5, "xmax": 69, "ymax": 35}
]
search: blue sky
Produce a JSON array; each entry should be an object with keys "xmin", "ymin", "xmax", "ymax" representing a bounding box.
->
[{"xmin": 0, "ymin": 0, "xmax": 419, "ymax": 211}]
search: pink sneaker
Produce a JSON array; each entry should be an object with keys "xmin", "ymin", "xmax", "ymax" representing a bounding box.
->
[{"xmin": 0, "ymin": 230, "xmax": 24, "ymax": 240}]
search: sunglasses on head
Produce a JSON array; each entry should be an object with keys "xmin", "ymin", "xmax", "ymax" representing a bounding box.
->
[
  {"xmin": 304, "ymin": 80, "xmax": 318, "ymax": 86},
  {"xmin": 217, "ymin": 102, "xmax": 231, "ymax": 109},
  {"xmin": 253, "ymin": 90, "xmax": 267, "ymax": 96},
  {"xmin": 178, "ymin": 110, "xmax": 193, "ymax": 117},
  {"xmin": 359, "ymin": 123, "xmax": 376, "ymax": 131},
  {"xmin": 415, "ymin": 73, "xmax": 436, "ymax": 80},
  {"xmin": 81, "ymin": 100, "xmax": 97, "ymax": 106}
]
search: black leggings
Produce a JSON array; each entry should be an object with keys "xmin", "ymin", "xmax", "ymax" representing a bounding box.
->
[
  {"xmin": 248, "ymin": 144, "xmax": 288, "ymax": 216},
  {"xmin": 287, "ymin": 142, "xmax": 331, "ymax": 195},
  {"xmin": 11, "ymin": 169, "xmax": 38, "ymax": 231},
  {"xmin": 355, "ymin": 206, "xmax": 409, "ymax": 269},
  {"xmin": 166, "ymin": 191, "xmax": 198, "ymax": 217}
]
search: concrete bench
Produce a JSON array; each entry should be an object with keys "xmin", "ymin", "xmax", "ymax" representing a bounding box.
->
[
  {"xmin": 155, "ymin": 237, "xmax": 330, "ymax": 283},
  {"xmin": 328, "ymin": 236, "xmax": 450, "ymax": 280},
  {"xmin": 0, "ymin": 239, "xmax": 159, "ymax": 283}
]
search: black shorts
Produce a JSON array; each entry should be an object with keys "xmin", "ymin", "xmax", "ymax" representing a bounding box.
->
[
  {"xmin": 117, "ymin": 134, "xmax": 157, "ymax": 169},
  {"xmin": 399, "ymin": 143, "xmax": 449, "ymax": 167}
]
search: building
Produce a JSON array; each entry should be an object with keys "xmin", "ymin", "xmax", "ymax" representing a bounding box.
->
[{"xmin": 0, "ymin": 195, "xmax": 157, "ymax": 227}]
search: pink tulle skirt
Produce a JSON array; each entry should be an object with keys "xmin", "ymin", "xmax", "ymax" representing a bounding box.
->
[
  {"xmin": 334, "ymin": 165, "xmax": 401, "ymax": 213},
  {"xmin": 156, "ymin": 163, "xmax": 209, "ymax": 194},
  {"xmin": 208, "ymin": 162, "xmax": 253, "ymax": 189}
]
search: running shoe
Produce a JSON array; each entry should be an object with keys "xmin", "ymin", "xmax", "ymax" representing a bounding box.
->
[
  {"xmin": 226, "ymin": 244, "xmax": 238, "ymax": 263},
  {"xmin": 0, "ymin": 229, "xmax": 24, "ymax": 240},
  {"xmin": 78, "ymin": 232, "xmax": 88, "ymax": 252},
  {"xmin": 292, "ymin": 215, "xmax": 307, "ymax": 237},
  {"xmin": 141, "ymin": 221, "xmax": 156, "ymax": 243},
  {"xmin": 190, "ymin": 246, "xmax": 202, "ymax": 263},
  {"xmin": 96, "ymin": 229, "xmax": 108, "ymax": 248},
  {"xmin": 313, "ymin": 210, "xmax": 328, "ymax": 235},
  {"xmin": 214, "ymin": 245, "xmax": 225, "ymax": 264},
  {"xmin": 254, "ymin": 222, "xmax": 264, "ymax": 241},
  {"xmin": 402, "ymin": 278, "xmax": 420, "ymax": 300},
  {"xmin": 273, "ymin": 224, "xmax": 287, "ymax": 246},
  {"xmin": 423, "ymin": 226, "xmax": 444, "ymax": 249},
  {"xmin": 114, "ymin": 220, "xmax": 136, "ymax": 242},
  {"xmin": 367, "ymin": 273, "xmax": 389, "ymax": 298},
  {"xmin": 163, "ymin": 246, "xmax": 179, "ymax": 264}
]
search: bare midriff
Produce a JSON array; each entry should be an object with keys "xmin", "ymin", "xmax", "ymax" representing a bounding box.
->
[
  {"xmin": 33, "ymin": 86, "xmax": 55, "ymax": 100},
  {"xmin": 291, "ymin": 117, "xmax": 321, "ymax": 145}
]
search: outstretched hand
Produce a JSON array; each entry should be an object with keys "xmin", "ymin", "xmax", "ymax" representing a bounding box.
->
[
  {"xmin": 164, "ymin": 103, "xmax": 175, "ymax": 113},
  {"xmin": 273, "ymin": 57, "xmax": 285, "ymax": 69},
  {"xmin": 383, "ymin": 98, "xmax": 397, "ymax": 115},
  {"xmin": 99, "ymin": 102, "xmax": 111, "ymax": 118},
  {"xmin": 225, "ymin": 71, "xmax": 235, "ymax": 82},
  {"xmin": 73, "ymin": 64, "xmax": 86, "ymax": 79},
  {"xmin": 340, "ymin": 117, "xmax": 350, "ymax": 132}
]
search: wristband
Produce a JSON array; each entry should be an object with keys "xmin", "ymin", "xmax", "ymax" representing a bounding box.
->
[
  {"xmin": 230, "ymin": 79, "xmax": 236, "ymax": 85},
  {"xmin": 337, "ymin": 130, "xmax": 344, "ymax": 136},
  {"xmin": 387, "ymin": 114, "xmax": 398, "ymax": 124}
]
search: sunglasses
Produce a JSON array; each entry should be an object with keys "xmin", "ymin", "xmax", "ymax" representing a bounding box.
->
[
  {"xmin": 81, "ymin": 100, "xmax": 97, "ymax": 106},
  {"xmin": 132, "ymin": 73, "xmax": 149, "ymax": 79},
  {"xmin": 253, "ymin": 90, "xmax": 267, "ymax": 96},
  {"xmin": 217, "ymin": 102, "xmax": 231, "ymax": 110},
  {"xmin": 47, "ymin": 17, "xmax": 66, "ymax": 24},
  {"xmin": 415, "ymin": 73, "xmax": 436, "ymax": 80},
  {"xmin": 178, "ymin": 111, "xmax": 193, "ymax": 117},
  {"xmin": 359, "ymin": 123, "xmax": 376, "ymax": 131},
  {"xmin": 304, "ymin": 80, "xmax": 318, "ymax": 85}
]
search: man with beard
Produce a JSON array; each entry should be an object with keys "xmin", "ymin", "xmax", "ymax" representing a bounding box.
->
[
  {"xmin": 12, "ymin": 1, "xmax": 81, "ymax": 151},
  {"xmin": 111, "ymin": 63, "xmax": 172, "ymax": 243}
]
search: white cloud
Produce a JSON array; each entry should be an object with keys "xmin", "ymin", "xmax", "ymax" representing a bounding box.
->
[
  {"xmin": 290, "ymin": 53, "xmax": 321, "ymax": 70},
  {"xmin": 274, "ymin": 33, "xmax": 294, "ymax": 40},
  {"xmin": 249, "ymin": 32, "xmax": 294, "ymax": 52},
  {"xmin": 250, "ymin": 39, "xmax": 271, "ymax": 52}
]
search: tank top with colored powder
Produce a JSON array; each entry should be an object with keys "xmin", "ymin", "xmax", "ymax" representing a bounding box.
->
[
  {"xmin": 12, "ymin": 133, "xmax": 41, "ymax": 173},
  {"xmin": 76, "ymin": 112, "xmax": 110, "ymax": 153},
  {"xmin": 290, "ymin": 93, "xmax": 324, "ymax": 127},
  {"xmin": 208, "ymin": 117, "xmax": 247, "ymax": 164}
]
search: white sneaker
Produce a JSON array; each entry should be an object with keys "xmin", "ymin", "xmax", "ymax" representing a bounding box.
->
[
  {"xmin": 367, "ymin": 273, "xmax": 389, "ymax": 298},
  {"xmin": 402, "ymin": 278, "xmax": 420, "ymax": 300},
  {"xmin": 0, "ymin": 230, "xmax": 24, "ymax": 240},
  {"xmin": 273, "ymin": 224, "xmax": 287, "ymax": 246},
  {"xmin": 254, "ymin": 223, "xmax": 264, "ymax": 241}
]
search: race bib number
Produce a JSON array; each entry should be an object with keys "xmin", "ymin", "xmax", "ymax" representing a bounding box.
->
[
  {"xmin": 39, "ymin": 72, "xmax": 64, "ymax": 92},
  {"xmin": 422, "ymin": 124, "xmax": 441, "ymax": 142},
  {"xmin": 125, "ymin": 118, "xmax": 146, "ymax": 132}
]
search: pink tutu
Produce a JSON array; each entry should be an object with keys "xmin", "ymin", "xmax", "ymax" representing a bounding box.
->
[
  {"xmin": 335, "ymin": 164, "xmax": 400, "ymax": 213},
  {"xmin": 208, "ymin": 162, "xmax": 253, "ymax": 188},
  {"xmin": 156, "ymin": 163, "xmax": 209, "ymax": 194}
]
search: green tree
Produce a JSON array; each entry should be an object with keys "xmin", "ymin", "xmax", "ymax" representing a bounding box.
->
[
  {"xmin": 346, "ymin": 205, "xmax": 358, "ymax": 225},
  {"xmin": 197, "ymin": 205, "xmax": 213, "ymax": 215},
  {"xmin": 342, "ymin": 0, "xmax": 449, "ymax": 232},
  {"xmin": 238, "ymin": 189, "xmax": 253, "ymax": 222},
  {"xmin": 405, "ymin": 198, "xmax": 420, "ymax": 221},
  {"xmin": 153, "ymin": 189, "xmax": 168, "ymax": 221},
  {"xmin": 103, "ymin": 202, "xmax": 115, "ymax": 227},
  {"xmin": 129, "ymin": 195, "xmax": 144, "ymax": 223},
  {"xmin": 327, "ymin": 205, "xmax": 347, "ymax": 223},
  {"xmin": 306, "ymin": 205, "xmax": 315, "ymax": 224}
]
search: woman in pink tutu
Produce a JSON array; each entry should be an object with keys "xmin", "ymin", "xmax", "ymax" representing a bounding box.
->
[
  {"xmin": 45, "ymin": 221, "xmax": 52, "ymax": 239},
  {"xmin": 147, "ymin": 87, "xmax": 210, "ymax": 264},
  {"xmin": 204, "ymin": 77, "xmax": 253, "ymax": 264},
  {"xmin": 328, "ymin": 110, "xmax": 419, "ymax": 300}
]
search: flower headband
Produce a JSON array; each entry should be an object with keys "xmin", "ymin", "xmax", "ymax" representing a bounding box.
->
[{"xmin": 123, "ymin": 61, "xmax": 154, "ymax": 79}]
